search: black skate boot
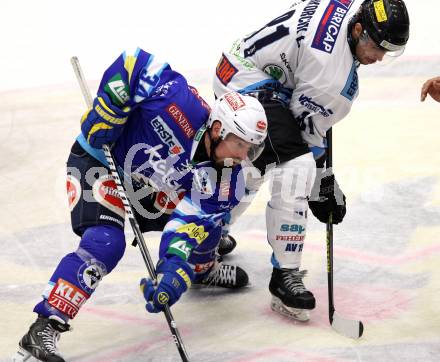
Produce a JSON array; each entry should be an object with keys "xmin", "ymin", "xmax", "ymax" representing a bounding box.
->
[
  {"xmin": 199, "ymin": 262, "xmax": 249, "ymax": 288},
  {"xmin": 269, "ymin": 268, "xmax": 315, "ymax": 322},
  {"xmin": 14, "ymin": 315, "xmax": 70, "ymax": 362},
  {"xmin": 217, "ymin": 234, "xmax": 237, "ymax": 256}
]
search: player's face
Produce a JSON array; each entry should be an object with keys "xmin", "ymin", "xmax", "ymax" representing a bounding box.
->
[
  {"xmin": 355, "ymin": 29, "xmax": 386, "ymax": 65},
  {"xmin": 214, "ymin": 133, "xmax": 253, "ymax": 167}
]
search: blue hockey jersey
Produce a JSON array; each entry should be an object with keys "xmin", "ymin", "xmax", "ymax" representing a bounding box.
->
[{"xmin": 77, "ymin": 48, "xmax": 245, "ymax": 272}]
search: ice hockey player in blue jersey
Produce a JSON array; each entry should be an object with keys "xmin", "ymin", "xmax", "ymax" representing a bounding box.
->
[{"xmin": 14, "ymin": 48, "xmax": 268, "ymax": 362}]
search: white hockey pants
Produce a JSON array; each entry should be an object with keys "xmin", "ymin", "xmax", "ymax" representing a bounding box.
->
[{"xmin": 225, "ymin": 153, "xmax": 316, "ymax": 269}]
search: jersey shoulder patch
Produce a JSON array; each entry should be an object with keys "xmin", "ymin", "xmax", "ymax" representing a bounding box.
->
[{"xmin": 340, "ymin": 61, "xmax": 358, "ymax": 101}]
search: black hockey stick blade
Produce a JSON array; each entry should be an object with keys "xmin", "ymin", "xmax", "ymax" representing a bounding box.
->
[{"xmin": 331, "ymin": 312, "xmax": 364, "ymax": 339}]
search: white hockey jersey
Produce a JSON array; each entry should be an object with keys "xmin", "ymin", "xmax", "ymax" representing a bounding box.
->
[{"xmin": 213, "ymin": 0, "xmax": 362, "ymax": 148}]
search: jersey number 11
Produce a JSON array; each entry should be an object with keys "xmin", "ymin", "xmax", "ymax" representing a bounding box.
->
[{"xmin": 243, "ymin": 9, "xmax": 295, "ymax": 58}]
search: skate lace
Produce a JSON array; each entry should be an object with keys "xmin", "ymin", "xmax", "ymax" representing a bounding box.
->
[
  {"xmin": 204, "ymin": 264, "xmax": 235, "ymax": 286},
  {"xmin": 281, "ymin": 269, "xmax": 308, "ymax": 295},
  {"xmin": 38, "ymin": 325, "xmax": 60, "ymax": 354}
]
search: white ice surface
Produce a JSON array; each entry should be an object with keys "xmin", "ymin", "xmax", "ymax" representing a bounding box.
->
[{"xmin": 1, "ymin": 73, "xmax": 439, "ymax": 362}]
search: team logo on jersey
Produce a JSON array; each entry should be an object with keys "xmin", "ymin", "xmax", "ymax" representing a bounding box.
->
[
  {"xmin": 134, "ymin": 59, "xmax": 167, "ymax": 102},
  {"xmin": 224, "ymin": 92, "xmax": 245, "ymax": 111},
  {"xmin": 189, "ymin": 86, "xmax": 211, "ymax": 112},
  {"xmin": 219, "ymin": 180, "xmax": 231, "ymax": 199},
  {"xmin": 218, "ymin": 203, "xmax": 233, "ymax": 210},
  {"xmin": 176, "ymin": 223, "xmax": 209, "ymax": 244},
  {"xmin": 277, "ymin": 235, "xmax": 305, "ymax": 242},
  {"xmin": 166, "ymin": 103, "xmax": 195, "ymax": 139},
  {"xmin": 152, "ymin": 80, "xmax": 178, "ymax": 97},
  {"xmin": 153, "ymin": 191, "xmax": 185, "ymax": 214},
  {"xmin": 311, "ymin": 0, "xmax": 354, "ymax": 54},
  {"xmin": 263, "ymin": 64, "xmax": 287, "ymax": 84},
  {"xmin": 66, "ymin": 174, "xmax": 81, "ymax": 212},
  {"xmin": 151, "ymin": 116, "xmax": 184, "ymax": 155},
  {"xmin": 298, "ymin": 94, "xmax": 333, "ymax": 117},
  {"xmin": 192, "ymin": 167, "xmax": 215, "ymax": 195},
  {"xmin": 280, "ymin": 53, "xmax": 293, "ymax": 72},
  {"xmin": 194, "ymin": 125, "xmax": 207, "ymax": 142},
  {"xmin": 133, "ymin": 143, "xmax": 184, "ymax": 192},
  {"xmin": 77, "ymin": 262, "xmax": 106, "ymax": 294},
  {"xmin": 92, "ymin": 174, "xmax": 125, "ymax": 218},
  {"xmin": 168, "ymin": 238, "xmax": 194, "ymax": 260},
  {"xmin": 280, "ymin": 224, "xmax": 305, "ymax": 233},
  {"xmin": 216, "ymin": 54, "xmax": 238, "ymax": 86},
  {"xmin": 47, "ymin": 278, "xmax": 89, "ymax": 319},
  {"xmin": 284, "ymin": 242, "xmax": 305, "ymax": 252},
  {"xmin": 104, "ymin": 73, "xmax": 130, "ymax": 106},
  {"xmin": 340, "ymin": 61, "xmax": 358, "ymax": 101},
  {"xmin": 194, "ymin": 260, "xmax": 215, "ymax": 273}
]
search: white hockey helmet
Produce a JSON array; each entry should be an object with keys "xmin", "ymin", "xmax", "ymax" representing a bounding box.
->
[{"xmin": 207, "ymin": 92, "xmax": 268, "ymax": 161}]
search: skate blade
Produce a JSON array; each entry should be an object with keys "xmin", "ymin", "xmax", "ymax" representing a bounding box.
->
[
  {"xmin": 270, "ymin": 296, "xmax": 310, "ymax": 322},
  {"xmin": 12, "ymin": 347, "xmax": 36, "ymax": 362}
]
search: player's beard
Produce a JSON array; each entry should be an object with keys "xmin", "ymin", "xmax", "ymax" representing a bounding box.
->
[{"xmin": 208, "ymin": 132, "xmax": 241, "ymax": 171}]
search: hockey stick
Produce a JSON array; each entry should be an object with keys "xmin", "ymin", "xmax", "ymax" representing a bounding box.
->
[
  {"xmin": 70, "ymin": 57, "xmax": 191, "ymax": 362},
  {"xmin": 326, "ymin": 128, "xmax": 364, "ymax": 339}
]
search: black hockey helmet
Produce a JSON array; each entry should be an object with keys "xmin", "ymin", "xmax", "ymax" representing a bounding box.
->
[{"xmin": 359, "ymin": 0, "xmax": 410, "ymax": 54}]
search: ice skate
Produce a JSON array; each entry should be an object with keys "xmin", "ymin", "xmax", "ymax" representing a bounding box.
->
[
  {"xmin": 197, "ymin": 262, "xmax": 249, "ymax": 288},
  {"xmin": 217, "ymin": 233, "xmax": 237, "ymax": 256},
  {"xmin": 13, "ymin": 315, "xmax": 70, "ymax": 362},
  {"xmin": 270, "ymin": 296, "xmax": 311, "ymax": 322},
  {"xmin": 269, "ymin": 268, "xmax": 315, "ymax": 322}
]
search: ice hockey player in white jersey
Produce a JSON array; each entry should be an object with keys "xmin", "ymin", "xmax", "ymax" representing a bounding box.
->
[{"xmin": 214, "ymin": 0, "xmax": 410, "ymax": 321}]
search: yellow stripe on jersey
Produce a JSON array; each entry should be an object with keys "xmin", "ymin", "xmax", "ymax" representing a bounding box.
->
[
  {"xmin": 124, "ymin": 55, "xmax": 137, "ymax": 84},
  {"xmin": 86, "ymin": 122, "xmax": 113, "ymax": 143}
]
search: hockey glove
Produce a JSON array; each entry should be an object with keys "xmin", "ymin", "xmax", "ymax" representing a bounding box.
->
[
  {"xmin": 308, "ymin": 168, "xmax": 346, "ymax": 224},
  {"xmin": 140, "ymin": 256, "xmax": 194, "ymax": 313},
  {"xmin": 81, "ymin": 93, "xmax": 130, "ymax": 148}
]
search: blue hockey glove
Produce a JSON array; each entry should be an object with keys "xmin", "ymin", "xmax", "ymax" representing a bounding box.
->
[
  {"xmin": 140, "ymin": 257, "xmax": 194, "ymax": 313},
  {"xmin": 81, "ymin": 93, "xmax": 130, "ymax": 148}
]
